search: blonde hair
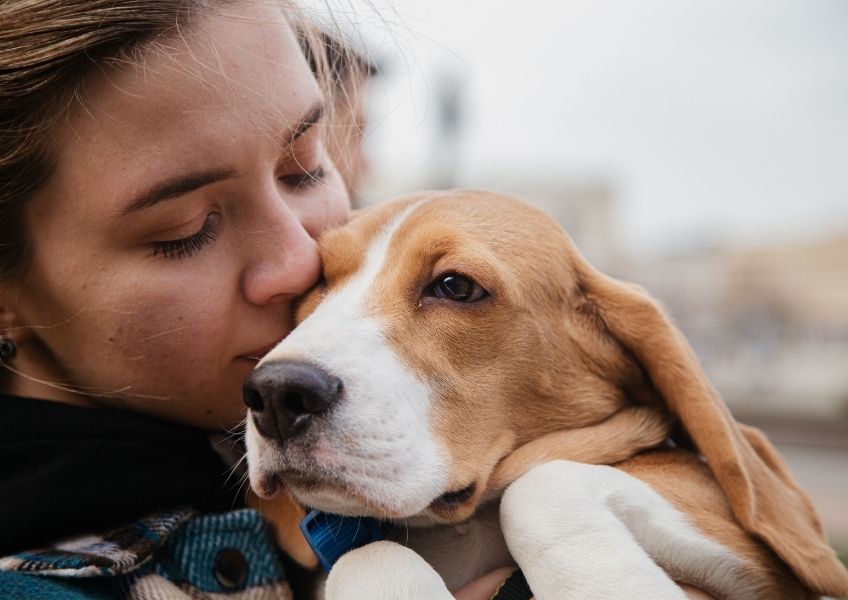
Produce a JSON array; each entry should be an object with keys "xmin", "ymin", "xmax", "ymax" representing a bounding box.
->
[{"xmin": 0, "ymin": 0, "xmax": 363, "ymax": 282}]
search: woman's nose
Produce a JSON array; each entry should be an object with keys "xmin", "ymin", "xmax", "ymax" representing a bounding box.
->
[{"xmin": 241, "ymin": 201, "xmax": 321, "ymax": 306}]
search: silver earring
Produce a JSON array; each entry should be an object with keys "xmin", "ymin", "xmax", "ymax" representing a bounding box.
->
[{"xmin": 0, "ymin": 336, "xmax": 16, "ymax": 362}]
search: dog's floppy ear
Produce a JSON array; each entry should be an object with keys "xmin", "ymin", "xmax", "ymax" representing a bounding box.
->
[
  {"xmin": 246, "ymin": 488, "xmax": 319, "ymax": 569},
  {"xmin": 572, "ymin": 253, "xmax": 848, "ymax": 597}
]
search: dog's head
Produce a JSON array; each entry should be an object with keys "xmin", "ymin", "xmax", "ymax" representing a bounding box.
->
[
  {"xmin": 244, "ymin": 190, "xmax": 640, "ymax": 522},
  {"xmin": 244, "ymin": 190, "xmax": 847, "ymax": 595}
]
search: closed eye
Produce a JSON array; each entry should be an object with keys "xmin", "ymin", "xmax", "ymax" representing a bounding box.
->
[
  {"xmin": 279, "ymin": 164, "xmax": 326, "ymax": 190},
  {"xmin": 152, "ymin": 212, "xmax": 220, "ymax": 260}
]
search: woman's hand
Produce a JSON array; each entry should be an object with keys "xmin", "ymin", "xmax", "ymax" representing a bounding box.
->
[
  {"xmin": 453, "ymin": 569, "xmax": 716, "ymax": 600},
  {"xmin": 453, "ymin": 567, "xmax": 515, "ymax": 600}
]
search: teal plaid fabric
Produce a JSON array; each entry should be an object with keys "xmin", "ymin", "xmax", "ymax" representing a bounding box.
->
[{"xmin": 0, "ymin": 508, "xmax": 292, "ymax": 599}]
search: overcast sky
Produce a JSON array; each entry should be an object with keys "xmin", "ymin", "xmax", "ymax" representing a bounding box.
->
[{"xmin": 330, "ymin": 0, "xmax": 848, "ymax": 256}]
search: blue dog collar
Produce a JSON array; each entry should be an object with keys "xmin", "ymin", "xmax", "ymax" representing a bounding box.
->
[
  {"xmin": 300, "ymin": 510, "xmax": 385, "ymax": 571},
  {"xmin": 300, "ymin": 510, "xmax": 533, "ymax": 600}
]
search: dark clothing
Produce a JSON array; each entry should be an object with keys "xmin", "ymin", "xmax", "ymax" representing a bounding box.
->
[
  {"xmin": 0, "ymin": 393, "xmax": 241, "ymax": 555},
  {"xmin": 0, "ymin": 394, "xmax": 294, "ymax": 599}
]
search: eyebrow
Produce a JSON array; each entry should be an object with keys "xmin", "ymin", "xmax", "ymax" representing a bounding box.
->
[{"xmin": 121, "ymin": 103, "xmax": 325, "ymax": 215}]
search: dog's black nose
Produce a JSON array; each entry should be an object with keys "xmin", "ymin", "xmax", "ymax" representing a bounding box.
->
[{"xmin": 243, "ymin": 361, "xmax": 342, "ymax": 442}]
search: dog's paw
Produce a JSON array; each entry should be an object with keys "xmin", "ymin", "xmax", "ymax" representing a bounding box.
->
[{"xmin": 325, "ymin": 541, "xmax": 453, "ymax": 600}]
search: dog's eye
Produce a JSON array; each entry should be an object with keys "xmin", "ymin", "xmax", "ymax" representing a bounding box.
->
[{"xmin": 429, "ymin": 273, "xmax": 488, "ymax": 302}]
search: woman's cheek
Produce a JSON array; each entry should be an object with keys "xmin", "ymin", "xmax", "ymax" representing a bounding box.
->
[{"xmin": 105, "ymin": 278, "xmax": 227, "ymax": 368}]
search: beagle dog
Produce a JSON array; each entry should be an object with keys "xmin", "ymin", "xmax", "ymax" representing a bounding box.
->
[{"xmin": 243, "ymin": 190, "xmax": 848, "ymax": 599}]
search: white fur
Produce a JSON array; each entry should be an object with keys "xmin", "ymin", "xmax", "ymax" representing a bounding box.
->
[
  {"xmin": 325, "ymin": 541, "xmax": 453, "ymax": 600},
  {"xmin": 248, "ymin": 200, "xmax": 450, "ymax": 517},
  {"xmin": 500, "ymin": 460, "xmax": 756, "ymax": 600},
  {"xmin": 325, "ymin": 461, "xmax": 754, "ymax": 600},
  {"xmin": 245, "ymin": 417, "xmax": 278, "ymax": 498}
]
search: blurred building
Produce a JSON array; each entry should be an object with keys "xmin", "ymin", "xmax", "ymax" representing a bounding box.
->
[
  {"xmin": 629, "ymin": 234, "xmax": 848, "ymax": 421},
  {"xmin": 359, "ymin": 64, "xmax": 624, "ymax": 272}
]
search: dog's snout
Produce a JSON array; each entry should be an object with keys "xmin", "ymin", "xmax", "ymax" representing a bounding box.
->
[{"xmin": 243, "ymin": 361, "xmax": 342, "ymax": 442}]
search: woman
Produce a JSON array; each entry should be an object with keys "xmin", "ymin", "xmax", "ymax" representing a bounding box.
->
[
  {"xmin": 0, "ymin": 1, "xmax": 353, "ymax": 596},
  {"xmin": 0, "ymin": 1, "xmax": 714, "ymax": 597}
]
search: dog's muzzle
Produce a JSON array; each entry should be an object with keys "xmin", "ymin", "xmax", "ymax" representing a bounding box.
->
[{"xmin": 243, "ymin": 360, "xmax": 343, "ymax": 444}]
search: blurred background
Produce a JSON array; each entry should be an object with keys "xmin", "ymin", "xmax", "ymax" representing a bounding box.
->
[{"xmin": 317, "ymin": 0, "xmax": 848, "ymax": 558}]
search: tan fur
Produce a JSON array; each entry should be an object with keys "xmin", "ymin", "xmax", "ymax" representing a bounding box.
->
[
  {"xmin": 353, "ymin": 192, "xmax": 642, "ymax": 519},
  {"xmin": 246, "ymin": 487, "xmax": 318, "ymax": 569},
  {"xmin": 258, "ymin": 190, "xmax": 848, "ymax": 598},
  {"xmin": 487, "ymin": 406, "xmax": 671, "ymax": 493}
]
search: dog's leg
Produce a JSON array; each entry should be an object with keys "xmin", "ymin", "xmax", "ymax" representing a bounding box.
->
[
  {"xmin": 501, "ymin": 461, "xmax": 750, "ymax": 600},
  {"xmin": 324, "ymin": 540, "xmax": 454, "ymax": 600},
  {"xmin": 488, "ymin": 406, "xmax": 669, "ymax": 493}
]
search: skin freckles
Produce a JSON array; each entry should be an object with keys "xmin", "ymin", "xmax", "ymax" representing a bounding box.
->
[{"xmin": 7, "ymin": 3, "xmax": 349, "ymax": 430}]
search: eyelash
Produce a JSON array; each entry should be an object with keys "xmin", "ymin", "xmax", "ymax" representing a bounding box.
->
[
  {"xmin": 150, "ymin": 163, "xmax": 325, "ymax": 261},
  {"xmin": 152, "ymin": 212, "xmax": 220, "ymax": 260},
  {"xmin": 280, "ymin": 164, "xmax": 326, "ymax": 190}
]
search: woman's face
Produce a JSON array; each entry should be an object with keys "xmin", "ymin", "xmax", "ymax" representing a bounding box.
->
[{"xmin": 10, "ymin": 4, "xmax": 349, "ymax": 429}]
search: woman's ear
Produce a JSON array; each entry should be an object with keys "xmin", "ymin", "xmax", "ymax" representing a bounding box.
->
[
  {"xmin": 570, "ymin": 249, "xmax": 848, "ymax": 597},
  {"xmin": 246, "ymin": 488, "xmax": 319, "ymax": 569}
]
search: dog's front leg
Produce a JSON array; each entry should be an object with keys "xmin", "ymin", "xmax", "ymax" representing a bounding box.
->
[
  {"xmin": 324, "ymin": 540, "xmax": 454, "ymax": 600},
  {"xmin": 500, "ymin": 460, "xmax": 688, "ymax": 600}
]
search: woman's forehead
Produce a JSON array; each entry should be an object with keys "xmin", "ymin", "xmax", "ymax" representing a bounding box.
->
[{"xmin": 38, "ymin": 3, "xmax": 322, "ymax": 219}]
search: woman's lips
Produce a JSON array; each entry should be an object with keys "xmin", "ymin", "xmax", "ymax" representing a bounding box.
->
[{"xmin": 237, "ymin": 338, "xmax": 284, "ymax": 361}]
